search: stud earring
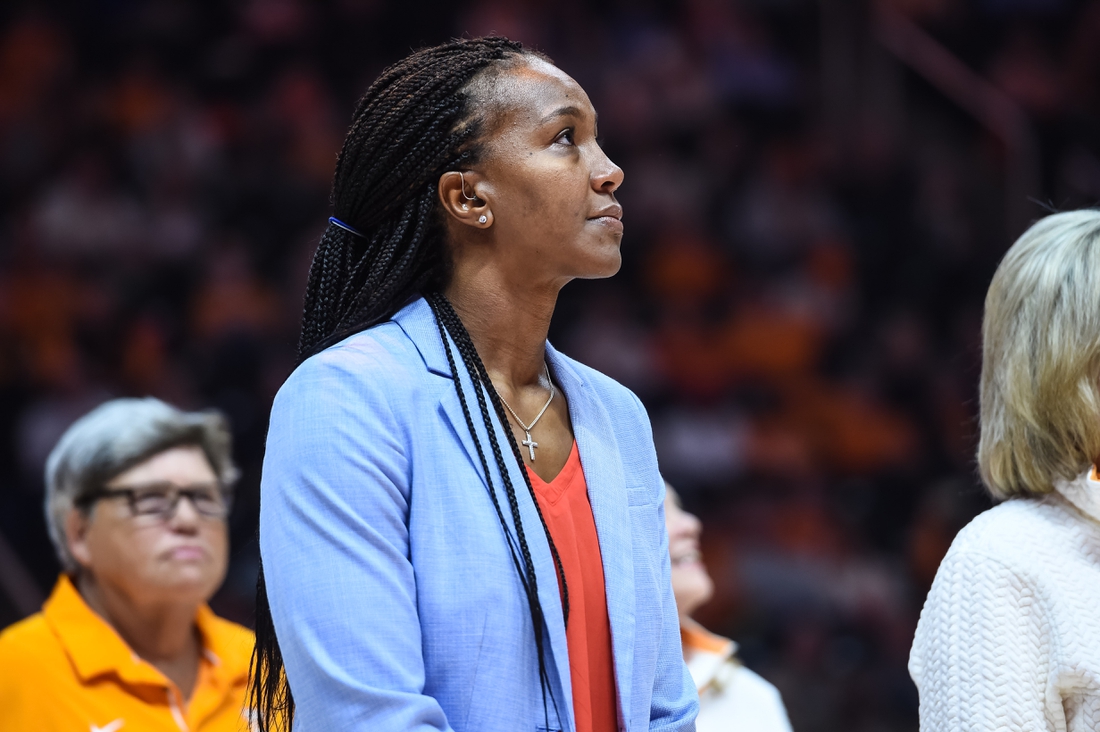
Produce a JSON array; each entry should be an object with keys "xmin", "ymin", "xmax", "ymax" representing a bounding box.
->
[
  {"xmin": 462, "ymin": 203, "xmax": 469, "ymax": 210},
  {"xmin": 478, "ymin": 215, "xmax": 487, "ymax": 224}
]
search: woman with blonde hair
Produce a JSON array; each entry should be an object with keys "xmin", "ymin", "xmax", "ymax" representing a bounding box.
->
[{"xmin": 910, "ymin": 209, "xmax": 1100, "ymax": 730}]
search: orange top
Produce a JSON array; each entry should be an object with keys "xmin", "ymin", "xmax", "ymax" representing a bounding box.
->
[
  {"xmin": 0, "ymin": 574, "xmax": 254, "ymax": 732},
  {"xmin": 527, "ymin": 441, "xmax": 619, "ymax": 732}
]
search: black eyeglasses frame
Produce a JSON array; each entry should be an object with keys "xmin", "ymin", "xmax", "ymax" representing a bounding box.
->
[{"xmin": 76, "ymin": 482, "xmax": 232, "ymax": 521}]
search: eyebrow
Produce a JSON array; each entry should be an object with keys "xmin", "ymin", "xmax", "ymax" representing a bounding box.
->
[{"xmin": 540, "ymin": 105, "xmax": 598, "ymax": 128}]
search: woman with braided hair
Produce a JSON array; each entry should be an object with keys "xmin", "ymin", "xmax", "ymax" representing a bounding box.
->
[{"xmin": 253, "ymin": 37, "xmax": 698, "ymax": 732}]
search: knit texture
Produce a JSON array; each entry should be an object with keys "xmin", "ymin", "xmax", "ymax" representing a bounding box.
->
[{"xmin": 909, "ymin": 470, "xmax": 1100, "ymax": 731}]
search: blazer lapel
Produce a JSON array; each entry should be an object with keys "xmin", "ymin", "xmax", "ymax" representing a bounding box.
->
[
  {"xmin": 393, "ymin": 299, "xmax": 488, "ymax": 493},
  {"xmin": 513, "ymin": 445, "xmax": 575, "ymax": 732},
  {"xmin": 394, "ymin": 299, "xmax": 575, "ymax": 731},
  {"xmin": 547, "ymin": 344, "xmax": 636, "ymax": 723}
]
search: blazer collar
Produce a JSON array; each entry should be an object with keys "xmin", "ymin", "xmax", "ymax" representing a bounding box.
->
[
  {"xmin": 546, "ymin": 345, "xmax": 638, "ymax": 723},
  {"xmin": 392, "ymin": 297, "xmax": 452, "ymax": 378},
  {"xmin": 1054, "ymin": 467, "xmax": 1100, "ymax": 524},
  {"xmin": 395, "ymin": 295, "xmax": 640, "ymax": 727},
  {"xmin": 396, "ymin": 298, "xmax": 574, "ymax": 727}
]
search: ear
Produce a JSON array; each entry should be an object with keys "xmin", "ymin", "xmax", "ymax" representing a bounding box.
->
[
  {"xmin": 65, "ymin": 507, "xmax": 94, "ymax": 570},
  {"xmin": 437, "ymin": 171, "xmax": 494, "ymax": 229}
]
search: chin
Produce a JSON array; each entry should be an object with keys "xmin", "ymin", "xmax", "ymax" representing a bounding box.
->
[
  {"xmin": 579, "ymin": 251, "xmax": 622, "ymax": 279},
  {"xmin": 604, "ymin": 252, "xmax": 623, "ymax": 276},
  {"xmin": 150, "ymin": 563, "xmax": 225, "ymax": 600},
  {"xmin": 672, "ymin": 569, "xmax": 714, "ymax": 612}
]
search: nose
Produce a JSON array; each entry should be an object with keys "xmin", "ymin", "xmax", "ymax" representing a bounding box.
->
[
  {"xmin": 591, "ymin": 147, "xmax": 624, "ymax": 195},
  {"xmin": 167, "ymin": 495, "xmax": 201, "ymax": 534}
]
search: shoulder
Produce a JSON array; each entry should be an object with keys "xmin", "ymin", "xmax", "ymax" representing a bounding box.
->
[
  {"xmin": 729, "ymin": 665, "xmax": 786, "ymax": 709},
  {"xmin": 0, "ymin": 612, "xmax": 64, "ymax": 682},
  {"xmin": 0, "ymin": 612, "xmax": 51, "ymax": 656},
  {"xmin": 912, "ymin": 496, "xmax": 1081, "ymax": 657},
  {"xmin": 698, "ymin": 663, "xmax": 791, "ymax": 732},
  {"xmin": 280, "ymin": 321, "xmax": 423, "ymax": 400},
  {"xmin": 0, "ymin": 612, "xmax": 72, "ymax": 723},
  {"xmin": 270, "ymin": 321, "xmax": 431, "ymax": 439},
  {"xmin": 944, "ymin": 495, "xmax": 1087, "ymax": 576},
  {"xmin": 263, "ymin": 323, "xmax": 421, "ymax": 494}
]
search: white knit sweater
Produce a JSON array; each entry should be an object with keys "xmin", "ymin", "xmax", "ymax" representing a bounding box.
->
[{"xmin": 909, "ymin": 469, "xmax": 1100, "ymax": 731}]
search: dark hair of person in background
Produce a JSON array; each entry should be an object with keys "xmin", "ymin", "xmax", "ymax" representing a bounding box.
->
[{"xmin": 250, "ymin": 37, "xmax": 573, "ymax": 731}]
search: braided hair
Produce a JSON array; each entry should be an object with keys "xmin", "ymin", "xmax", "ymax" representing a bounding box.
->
[{"xmin": 250, "ymin": 37, "xmax": 570, "ymax": 732}]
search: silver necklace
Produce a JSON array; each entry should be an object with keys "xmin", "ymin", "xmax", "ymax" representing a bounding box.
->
[{"xmin": 497, "ymin": 364, "xmax": 555, "ymax": 461}]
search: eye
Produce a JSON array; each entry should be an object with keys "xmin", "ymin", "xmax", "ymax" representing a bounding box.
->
[
  {"xmin": 189, "ymin": 487, "xmax": 229, "ymax": 515},
  {"xmin": 554, "ymin": 127, "xmax": 575, "ymax": 146},
  {"xmin": 131, "ymin": 489, "xmax": 173, "ymax": 515}
]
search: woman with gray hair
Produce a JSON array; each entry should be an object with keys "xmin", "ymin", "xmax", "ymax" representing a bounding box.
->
[
  {"xmin": 0, "ymin": 397, "xmax": 253, "ymax": 732},
  {"xmin": 910, "ymin": 210, "xmax": 1100, "ymax": 731}
]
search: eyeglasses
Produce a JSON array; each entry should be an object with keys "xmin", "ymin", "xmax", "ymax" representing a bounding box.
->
[{"xmin": 80, "ymin": 481, "xmax": 232, "ymax": 521}]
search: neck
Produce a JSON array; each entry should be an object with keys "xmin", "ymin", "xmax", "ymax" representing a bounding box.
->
[
  {"xmin": 77, "ymin": 573, "xmax": 200, "ymax": 666},
  {"xmin": 444, "ymin": 267, "xmax": 560, "ymax": 389}
]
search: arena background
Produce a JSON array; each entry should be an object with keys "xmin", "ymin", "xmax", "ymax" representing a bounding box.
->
[{"xmin": 1, "ymin": 0, "xmax": 1097, "ymax": 729}]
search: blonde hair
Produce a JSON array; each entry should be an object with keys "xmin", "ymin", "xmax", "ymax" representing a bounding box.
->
[{"xmin": 978, "ymin": 209, "xmax": 1100, "ymax": 499}]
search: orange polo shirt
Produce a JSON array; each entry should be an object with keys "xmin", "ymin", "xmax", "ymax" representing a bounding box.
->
[
  {"xmin": 527, "ymin": 441, "xmax": 619, "ymax": 732},
  {"xmin": 0, "ymin": 574, "xmax": 254, "ymax": 732}
]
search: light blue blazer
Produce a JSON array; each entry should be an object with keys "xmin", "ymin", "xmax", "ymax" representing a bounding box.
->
[{"xmin": 260, "ymin": 297, "xmax": 698, "ymax": 732}]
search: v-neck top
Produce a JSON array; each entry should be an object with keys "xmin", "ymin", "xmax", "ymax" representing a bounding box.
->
[{"xmin": 526, "ymin": 441, "xmax": 619, "ymax": 732}]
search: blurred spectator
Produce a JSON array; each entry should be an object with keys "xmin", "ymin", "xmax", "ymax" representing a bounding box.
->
[
  {"xmin": 0, "ymin": 398, "xmax": 252, "ymax": 732},
  {"xmin": 666, "ymin": 481, "xmax": 793, "ymax": 732}
]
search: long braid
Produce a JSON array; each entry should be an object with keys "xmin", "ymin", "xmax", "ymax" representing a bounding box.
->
[
  {"xmin": 252, "ymin": 37, "xmax": 570, "ymax": 732},
  {"xmin": 428, "ymin": 295, "xmax": 571, "ymax": 626},
  {"xmin": 428, "ymin": 297, "xmax": 529, "ymax": 586},
  {"xmin": 425, "ymin": 293, "xmax": 564, "ymax": 731}
]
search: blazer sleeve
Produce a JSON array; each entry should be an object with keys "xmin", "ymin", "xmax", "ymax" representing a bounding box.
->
[
  {"xmin": 629, "ymin": 394, "xmax": 700, "ymax": 732},
  {"xmin": 909, "ymin": 550, "xmax": 1058, "ymax": 731},
  {"xmin": 259, "ymin": 352, "xmax": 454, "ymax": 732}
]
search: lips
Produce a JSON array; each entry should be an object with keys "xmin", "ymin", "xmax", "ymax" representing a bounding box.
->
[
  {"xmin": 166, "ymin": 545, "xmax": 208, "ymax": 561},
  {"xmin": 588, "ymin": 205, "xmax": 624, "ymax": 234},
  {"xmin": 590, "ymin": 216, "xmax": 624, "ymax": 233},
  {"xmin": 588, "ymin": 204, "xmax": 623, "ymax": 222}
]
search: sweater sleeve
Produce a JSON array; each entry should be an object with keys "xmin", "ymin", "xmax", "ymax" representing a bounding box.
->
[{"xmin": 909, "ymin": 550, "xmax": 1061, "ymax": 731}]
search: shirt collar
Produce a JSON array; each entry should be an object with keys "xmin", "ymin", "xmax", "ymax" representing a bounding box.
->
[
  {"xmin": 680, "ymin": 618, "xmax": 738, "ymax": 691},
  {"xmin": 192, "ymin": 603, "xmax": 252, "ymax": 688},
  {"xmin": 1052, "ymin": 466, "xmax": 1100, "ymax": 524},
  {"xmin": 41, "ymin": 574, "xmax": 237, "ymax": 689}
]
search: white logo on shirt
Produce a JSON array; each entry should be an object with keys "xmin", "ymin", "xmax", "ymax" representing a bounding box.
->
[{"xmin": 91, "ymin": 720, "xmax": 124, "ymax": 732}]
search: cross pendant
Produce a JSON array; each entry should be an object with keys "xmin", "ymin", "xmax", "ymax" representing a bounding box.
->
[{"xmin": 522, "ymin": 430, "xmax": 538, "ymax": 461}]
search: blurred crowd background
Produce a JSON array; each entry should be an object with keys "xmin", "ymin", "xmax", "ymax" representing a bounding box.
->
[{"xmin": 1, "ymin": 0, "xmax": 1098, "ymax": 729}]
